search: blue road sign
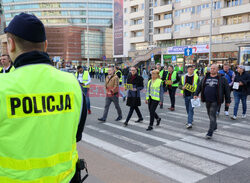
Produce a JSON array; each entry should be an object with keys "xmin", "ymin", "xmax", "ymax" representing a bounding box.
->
[
  {"xmin": 172, "ymin": 55, "xmax": 177, "ymax": 61},
  {"xmin": 184, "ymin": 48, "xmax": 192, "ymax": 56}
]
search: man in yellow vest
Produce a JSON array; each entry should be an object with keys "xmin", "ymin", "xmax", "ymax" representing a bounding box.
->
[
  {"xmin": 179, "ymin": 65, "xmax": 200, "ymax": 129},
  {"xmin": 115, "ymin": 66, "xmax": 126, "ymax": 101},
  {"xmin": 76, "ymin": 65, "xmax": 92, "ymax": 114},
  {"xmin": 165, "ymin": 65, "xmax": 180, "ymax": 111},
  {"xmin": 0, "ymin": 54, "xmax": 15, "ymax": 73},
  {"xmin": 1, "ymin": 13, "xmax": 87, "ymax": 182}
]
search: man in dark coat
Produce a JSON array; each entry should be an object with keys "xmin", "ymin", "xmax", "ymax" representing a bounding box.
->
[{"xmin": 124, "ymin": 67, "xmax": 144, "ymax": 126}]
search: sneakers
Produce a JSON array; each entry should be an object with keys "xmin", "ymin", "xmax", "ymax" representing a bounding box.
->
[
  {"xmin": 186, "ymin": 123, "xmax": 192, "ymax": 129},
  {"xmin": 224, "ymin": 111, "xmax": 229, "ymax": 116},
  {"xmin": 242, "ymin": 114, "xmax": 247, "ymax": 119},
  {"xmin": 156, "ymin": 118, "xmax": 161, "ymax": 126},
  {"xmin": 231, "ymin": 115, "xmax": 237, "ymax": 120},
  {"xmin": 168, "ymin": 107, "xmax": 175, "ymax": 111}
]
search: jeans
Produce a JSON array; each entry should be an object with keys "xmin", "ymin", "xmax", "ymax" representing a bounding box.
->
[
  {"xmin": 125, "ymin": 106, "xmax": 143, "ymax": 123},
  {"xmin": 102, "ymin": 95, "xmax": 122, "ymax": 120},
  {"xmin": 119, "ymin": 85, "xmax": 126, "ymax": 98},
  {"xmin": 83, "ymin": 88, "xmax": 90, "ymax": 110},
  {"xmin": 99, "ymin": 73, "xmax": 104, "ymax": 82},
  {"xmin": 148, "ymin": 97, "xmax": 160, "ymax": 127},
  {"xmin": 167, "ymin": 87, "xmax": 177, "ymax": 108},
  {"xmin": 233, "ymin": 91, "xmax": 247, "ymax": 116},
  {"xmin": 206, "ymin": 102, "xmax": 218, "ymax": 135},
  {"xmin": 123, "ymin": 75, "xmax": 128, "ymax": 84},
  {"xmin": 218, "ymin": 89, "xmax": 232, "ymax": 113},
  {"xmin": 184, "ymin": 96, "xmax": 194, "ymax": 124}
]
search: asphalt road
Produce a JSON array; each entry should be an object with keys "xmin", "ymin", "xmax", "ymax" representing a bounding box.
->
[{"xmin": 78, "ymin": 78, "xmax": 250, "ymax": 183}]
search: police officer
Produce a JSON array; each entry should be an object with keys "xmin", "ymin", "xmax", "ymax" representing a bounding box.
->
[{"xmin": 0, "ymin": 13, "xmax": 87, "ymax": 182}]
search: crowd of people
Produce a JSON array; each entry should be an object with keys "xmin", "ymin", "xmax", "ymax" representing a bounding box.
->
[{"xmin": 72, "ymin": 62, "xmax": 250, "ymax": 139}]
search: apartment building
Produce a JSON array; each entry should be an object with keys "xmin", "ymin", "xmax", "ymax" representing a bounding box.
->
[{"xmin": 124, "ymin": 0, "xmax": 250, "ymax": 66}]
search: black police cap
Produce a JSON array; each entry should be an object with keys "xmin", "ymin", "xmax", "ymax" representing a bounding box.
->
[{"xmin": 4, "ymin": 13, "xmax": 46, "ymax": 43}]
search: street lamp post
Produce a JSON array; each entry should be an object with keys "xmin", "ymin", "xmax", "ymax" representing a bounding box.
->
[
  {"xmin": 209, "ymin": 0, "xmax": 213, "ymax": 66},
  {"xmin": 87, "ymin": 0, "xmax": 90, "ymax": 68}
]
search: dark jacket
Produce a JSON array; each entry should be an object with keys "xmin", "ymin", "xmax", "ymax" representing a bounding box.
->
[
  {"xmin": 123, "ymin": 67, "xmax": 129, "ymax": 76},
  {"xmin": 126, "ymin": 74, "xmax": 144, "ymax": 107},
  {"xmin": 195, "ymin": 73, "xmax": 231, "ymax": 104},
  {"xmin": 233, "ymin": 71, "xmax": 250, "ymax": 95}
]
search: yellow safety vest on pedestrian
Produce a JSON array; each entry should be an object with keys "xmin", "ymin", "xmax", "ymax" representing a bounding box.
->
[
  {"xmin": 0, "ymin": 64, "xmax": 82, "ymax": 183},
  {"xmin": 146, "ymin": 78, "xmax": 162, "ymax": 101},
  {"xmin": 180, "ymin": 74, "xmax": 199, "ymax": 94},
  {"xmin": 0, "ymin": 65, "xmax": 15, "ymax": 73},
  {"xmin": 105, "ymin": 68, "xmax": 108, "ymax": 73},
  {"xmin": 115, "ymin": 70, "xmax": 123, "ymax": 83},
  {"xmin": 75, "ymin": 71, "xmax": 90, "ymax": 88},
  {"xmin": 166, "ymin": 71, "xmax": 178, "ymax": 87}
]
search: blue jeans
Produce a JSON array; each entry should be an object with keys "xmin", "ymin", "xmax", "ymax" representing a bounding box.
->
[
  {"xmin": 233, "ymin": 91, "xmax": 247, "ymax": 116},
  {"xmin": 184, "ymin": 96, "xmax": 194, "ymax": 124},
  {"xmin": 123, "ymin": 75, "xmax": 128, "ymax": 84},
  {"xmin": 83, "ymin": 88, "xmax": 90, "ymax": 110}
]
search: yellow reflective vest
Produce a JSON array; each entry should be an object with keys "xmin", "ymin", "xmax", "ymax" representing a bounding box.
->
[
  {"xmin": 115, "ymin": 70, "xmax": 123, "ymax": 83},
  {"xmin": 75, "ymin": 71, "xmax": 90, "ymax": 88},
  {"xmin": 146, "ymin": 78, "xmax": 162, "ymax": 101},
  {"xmin": 166, "ymin": 71, "xmax": 178, "ymax": 87},
  {"xmin": 0, "ymin": 65, "xmax": 15, "ymax": 73},
  {"xmin": 180, "ymin": 74, "xmax": 199, "ymax": 94},
  {"xmin": 0, "ymin": 64, "xmax": 82, "ymax": 182}
]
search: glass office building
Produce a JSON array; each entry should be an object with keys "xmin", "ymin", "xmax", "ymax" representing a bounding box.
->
[{"xmin": 2, "ymin": 0, "xmax": 113, "ymax": 27}]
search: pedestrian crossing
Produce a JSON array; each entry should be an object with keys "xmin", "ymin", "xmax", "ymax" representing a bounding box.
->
[{"xmin": 82, "ymin": 100, "xmax": 250, "ymax": 183}]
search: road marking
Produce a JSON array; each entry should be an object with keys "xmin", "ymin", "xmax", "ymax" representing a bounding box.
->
[
  {"xmin": 164, "ymin": 141, "xmax": 243, "ymax": 166},
  {"xmin": 82, "ymin": 134, "xmax": 133, "ymax": 156},
  {"xmin": 181, "ymin": 136, "xmax": 250, "ymax": 158},
  {"xmin": 86, "ymin": 125, "xmax": 152, "ymax": 149},
  {"xmin": 91, "ymin": 106, "xmax": 103, "ymax": 110},
  {"xmin": 104, "ymin": 123, "xmax": 172, "ymax": 144},
  {"xmin": 231, "ymin": 123, "xmax": 250, "ymax": 130},
  {"xmin": 147, "ymin": 146, "xmax": 226, "ymax": 175},
  {"xmin": 124, "ymin": 152, "xmax": 206, "ymax": 183}
]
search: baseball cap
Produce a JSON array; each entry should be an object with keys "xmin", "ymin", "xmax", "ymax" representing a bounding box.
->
[{"xmin": 4, "ymin": 13, "xmax": 46, "ymax": 43}]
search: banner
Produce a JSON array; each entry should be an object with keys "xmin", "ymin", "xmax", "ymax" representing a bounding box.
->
[
  {"xmin": 114, "ymin": 0, "xmax": 123, "ymax": 56},
  {"xmin": 167, "ymin": 44, "xmax": 209, "ymax": 55}
]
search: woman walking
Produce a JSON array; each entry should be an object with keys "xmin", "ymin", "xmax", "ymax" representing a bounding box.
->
[
  {"xmin": 145, "ymin": 70, "xmax": 164, "ymax": 131},
  {"xmin": 124, "ymin": 67, "xmax": 144, "ymax": 126}
]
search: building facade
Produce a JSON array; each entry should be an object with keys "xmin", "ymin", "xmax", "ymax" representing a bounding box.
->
[
  {"xmin": 1, "ymin": 0, "xmax": 113, "ymax": 63},
  {"xmin": 124, "ymin": 0, "xmax": 250, "ymax": 67}
]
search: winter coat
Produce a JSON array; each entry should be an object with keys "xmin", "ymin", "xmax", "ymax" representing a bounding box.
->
[{"xmin": 126, "ymin": 74, "xmax": 144, "ymax": 107}]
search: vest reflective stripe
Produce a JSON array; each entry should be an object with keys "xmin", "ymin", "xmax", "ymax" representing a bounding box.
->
[
  {"xmin": 181, "ymin": 74, "xmax": 199, "ymax": 94},
  {"xmin": 166, "ymin": 71, "xmax": 178, "ymax": 87},
  {"xmin": 116, "ymin": 70, "xmax": 123, "ymax": 83},
  {"xmin": 146, "ymin": 79, "xmax": 162, "ymax": 101},
  {"xmin": 75, "ymin": 71, "xmax": 90, "ymax": 88},
  {"xmin": 0, "ymin": 64, "xmax": 82, "ymax": 182}
]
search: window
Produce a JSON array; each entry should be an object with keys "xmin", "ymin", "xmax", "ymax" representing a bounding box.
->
[
  {"xmin": 141, "ymin": 3, "xmax": 144, "ymax": 10},
  {"xmin": 155, "ymin": 0, "xmax": 158, "ymax": 6},
  {"xmin": 197, "ymin": 5, "xmax": 201, "ymax": 13},
  {"xmin": 164, "ymin": 27, "xmax": 171, "ymax": 33},
  {"xmin": 136, "ymin": 31, "xmax": 142, "ymax": 37},
  {"xmin": 191, "ymin": 6, "xmax": 195, "ymax": 14},
  {"xmin": 164, "ymin": 13, "xmax": 172, "ymax": 19},
  {"xmin": 175, "ymin": 0, "xmax": 181, "ymax": 2}
]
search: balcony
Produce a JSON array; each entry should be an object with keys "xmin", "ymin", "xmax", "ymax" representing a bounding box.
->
[
  {"xmin": 221, "ymin": 4, "xmax": 250, "ymax": 17},
  {"xmin": 220, "ymin": 23, "xmax": 250, "ymax": 34},
  {"xmin": 180, "ymin": 12, "xmax": 191, "ymax": 22},
  {"xmin": 154, "ymin": 4, "xmax": 172, "ymax": 14},
  {"xmin": 153, "ymin": 19, "xmax": 172, "ymax": 28},
  {"xmin": 130, "ymin": 11, "xmax": 144, "ymax": 19},
  {"xmin": 153, "ymin": 33, "xmax": 172, "ymax": 41},
  {"xmin": 130, "ymin": 24, "xmax": 144, "ymax": 31},
  {"xmin": 130, "ymin": 0, "xmax": 141, "ymax": 7},
  {"xmin": 181, "ymin": 0, "xmax": 191, "ymax": 6},
  {"xmin": 130, "ymin": 36, "xmax": 145, "ymax": 43}
]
